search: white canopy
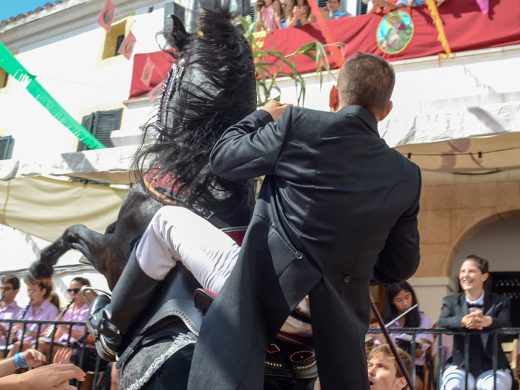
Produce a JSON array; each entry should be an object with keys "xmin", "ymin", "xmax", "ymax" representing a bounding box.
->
[{"xmin": 380, "ymin": 100, "xmax": 520, "ymax": 173}]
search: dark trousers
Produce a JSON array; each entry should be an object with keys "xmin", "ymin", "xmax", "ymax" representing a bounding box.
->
[
  {"xmin": 264, "ymin": 377, "xmax": 317, "ymax": 390},
  {"xmin": 142, "ymin": 343, "xmax": 195, "ymax": 390}
]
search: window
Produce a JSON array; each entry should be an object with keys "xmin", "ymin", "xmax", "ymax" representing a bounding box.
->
[
  {"xmin": 78, "ymin": 108, "xmax": 123, "ymax": 151},
  {"xmin": 0, "ymin": 136, "xmax": 14, "ymax": 160},
  {"xmin": 0, "ymin": 68, "xmax": 8, "ymax": 89},
  {"xmin": 102, "ymin": 19, "xmax": 127, "ymax": 59},
  {"xmin": 357, "ymin": 0, "xmax": 368, "ymax": 14}
]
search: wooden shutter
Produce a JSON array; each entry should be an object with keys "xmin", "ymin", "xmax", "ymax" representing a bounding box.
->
[
  {"xmin": 358, "ymin": 0, "xmax": 368, "ymax": 14},
  {"xmin": 0, "ymin": 136, "xmax": 14, "ymax": 160},
  {"xmin": 78, "ymin": 109, "xmax": 122, "ymax": 151}
]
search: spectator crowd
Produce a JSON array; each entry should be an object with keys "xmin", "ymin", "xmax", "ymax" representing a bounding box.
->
[{"xmin": 254, "ymin": 0, "xmax": 439, "ymax": 32}]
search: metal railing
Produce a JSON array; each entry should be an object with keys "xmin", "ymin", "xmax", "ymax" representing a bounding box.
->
[
  {"xmin": 367, "ymin": 327, "xmax": 520, "ymax": 390},
  {"xmin": 2, "ymin": 319, "xmax": 518, "ymax": 389},
  {"xmin": 0, "ymin": 318, "xmax": 106, "ymax": 389}
]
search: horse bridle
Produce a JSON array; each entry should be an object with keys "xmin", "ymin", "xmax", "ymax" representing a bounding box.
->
[{"xmin": 159, "ymin": 59, "xmax": 186, "ymax": 128}]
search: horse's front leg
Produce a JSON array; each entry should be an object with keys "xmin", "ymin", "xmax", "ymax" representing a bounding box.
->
[{"xmin": 30, "ymin": 224, "xmax": 110, "ymax": 278}]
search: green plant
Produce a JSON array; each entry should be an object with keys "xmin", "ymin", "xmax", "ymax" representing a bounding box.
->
[{"xmin": 236, "ymin": 15, "xmax": 337, "ymax": 107}]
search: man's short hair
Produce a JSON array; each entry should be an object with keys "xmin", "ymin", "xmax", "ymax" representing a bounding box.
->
[
  {"xmin": 338, "ymin": 52, "xmax": 395, "ymax": 116},
  {"xmin": 1, "ymin": 274, "xmax": 20, "ymax": 290},
  {"xmin": 368, "ymin": 344, "xmax": 413, "ymax": 381}
]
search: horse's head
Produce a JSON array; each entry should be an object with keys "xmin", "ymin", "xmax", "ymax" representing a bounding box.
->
[{"xmin": 135, "ymin": 6, "xmax": 256, "ymax": 204}]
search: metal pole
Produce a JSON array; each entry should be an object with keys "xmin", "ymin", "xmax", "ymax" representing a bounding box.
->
[{"xmin": 370, "ymin": 296, "xmax": 415, "ymax": 390}]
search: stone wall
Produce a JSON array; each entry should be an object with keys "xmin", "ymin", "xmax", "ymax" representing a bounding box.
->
[{"xmin": 411, "ymin": 168, "xmax": 520, "ymax": 319}]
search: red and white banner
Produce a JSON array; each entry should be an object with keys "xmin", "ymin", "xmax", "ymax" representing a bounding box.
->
[{"xmin": 128, "ymin": 0, "xmax": 520, "ymax": 98}]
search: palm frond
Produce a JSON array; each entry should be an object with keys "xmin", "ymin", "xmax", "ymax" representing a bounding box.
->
[{"xmin": 236, "ymin": 18, "xmax": 336, "ymax": 107}]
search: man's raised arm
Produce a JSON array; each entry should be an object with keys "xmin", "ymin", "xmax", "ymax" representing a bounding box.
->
[{"xmin": 210, "ymin": 101, "xmax": 291, "ymax": 181}]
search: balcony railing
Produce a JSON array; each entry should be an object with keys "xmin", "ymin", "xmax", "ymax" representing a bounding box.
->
[
  {"xmin": 367, "ymin": 327, "xmax": 520, "ymax": 390},
  {"xmin": 1, "ymin": 318, "xmax": 105, "ymax": 389},
  {"xmin": 1, "ymin": 319, "xmax": 518, "ymax": 389}
]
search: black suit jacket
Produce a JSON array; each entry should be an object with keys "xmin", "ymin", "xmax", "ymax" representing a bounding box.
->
[
  {"xmin": 188, "ymin": 105, "xmax": 421, "ymax": 389},
  {"xmin": 437, "ymin": 292, "xmax": 511, "ymax": 376}
]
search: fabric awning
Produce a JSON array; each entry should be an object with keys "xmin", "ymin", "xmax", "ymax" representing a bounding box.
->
[
  {"xmin": 381, "ymin": 99, "xmax": 520, "ymax": 173},
  {"xmin": 395, "ymin": 132, "xmax": 520, "ymax": 173},
  {"xmin": 0, "ymin": 145, "xmax": 139, "ymax": 184},
  {"xmin": 0, "ymin": 176, "xmax": 127, "ymax": 242}
]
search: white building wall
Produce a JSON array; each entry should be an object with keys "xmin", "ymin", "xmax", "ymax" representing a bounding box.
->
[
  {"xmin": 0, "ymin": 0, "xmax": 167, "ymax": 160},
  {"xmin": 276, "ymin": 44, "xmax": 520, "ymax": 120}
]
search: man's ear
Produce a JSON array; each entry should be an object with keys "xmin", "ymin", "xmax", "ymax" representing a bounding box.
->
[
  {"xmin": 396, "ymin": 376, "xmax": 407, "ymax": 389},
  {"xmin": 379, "ymin": 100, "xmax": 393, "ymax": 121},
  {"xmin": 329, "ymin": 85, "xmax": 340, "ymax": 112}
]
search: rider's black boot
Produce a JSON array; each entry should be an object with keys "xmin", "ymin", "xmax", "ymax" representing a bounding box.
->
[{"xmin": 87, "ymin": 250, "xmax": 158, "ymax": 362}]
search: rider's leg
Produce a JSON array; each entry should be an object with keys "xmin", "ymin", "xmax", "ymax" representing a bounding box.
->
[{"xmin": 90, "ymin": 205, "xmax": 241, "ymax": 360}]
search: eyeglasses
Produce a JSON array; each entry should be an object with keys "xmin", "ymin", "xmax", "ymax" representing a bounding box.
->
[{"xmin": 67, "ymin": 288, "xmax": 81, "ymax": 294}]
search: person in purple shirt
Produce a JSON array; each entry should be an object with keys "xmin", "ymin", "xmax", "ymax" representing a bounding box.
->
[
  {"xmin": 0, "ymin": 275, "xmax": 22, "ymax": 350},
  {"xmin": 8, "ymin": 276, "xmax": 59, "ymax": 355},
  {"xmin": 53, "ymin": 277, "xmax": 90, "ymax": 345}
]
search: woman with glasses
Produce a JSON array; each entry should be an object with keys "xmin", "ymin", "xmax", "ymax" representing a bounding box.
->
[{"xmin": 52, "ymin": 277, "xmax": 90, "ymax": 345}]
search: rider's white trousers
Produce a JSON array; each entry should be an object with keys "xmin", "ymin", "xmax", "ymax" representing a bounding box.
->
[
  {"xmin": 136, "ymin": 205, "xmax": 241, "ymax": 294},
  {"xmin": 135, "ymin": 205, "xmax": 312, "ymax": 336}
]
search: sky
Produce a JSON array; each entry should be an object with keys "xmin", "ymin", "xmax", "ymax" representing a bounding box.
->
[{"xmin": 0, "ymin": 0, "xmax": 53, "ymax": 22}]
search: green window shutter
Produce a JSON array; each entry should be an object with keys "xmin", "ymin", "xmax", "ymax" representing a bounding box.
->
[
  {"xmin": 92, "ymin": 109, "xmax": 123, "ymax": 148},
  {"xmin": 78, "ymin": 109, "xmax": 122, "ymax": 151},
  {"xmin": 0, "ymin": 136, "xmax": 14, "ymax": 160}
]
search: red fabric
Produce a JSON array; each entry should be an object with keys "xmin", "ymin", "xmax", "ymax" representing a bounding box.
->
[
  {"xmin": 128, "ymin": 0, "xmax": 520, "ymax": 98},
  {"xmin": 224, "ymin": 229, "xmax": 246, "ymax": 246},
  {"xmin": 129, "ymin": 51, "xmax": 174, "ymax": 99},
  {"xmin": 262, "ymin": 0, "xmax": 520, "ymax": 73}
]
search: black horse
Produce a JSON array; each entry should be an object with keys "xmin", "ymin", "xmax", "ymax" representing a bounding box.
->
[{"xmin": 30, "ymin": 6, "xmax": 257, "ymax": 389}]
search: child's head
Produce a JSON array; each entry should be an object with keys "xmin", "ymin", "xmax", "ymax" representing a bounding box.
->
[{"xmin": 368, "ymin": 344, "xmax": 412, "ymax": 390}]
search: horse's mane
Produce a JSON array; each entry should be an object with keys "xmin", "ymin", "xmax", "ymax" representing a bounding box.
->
[{"xmin": 134, "ymin": 7, "xmax": 256, "ymax": 205}]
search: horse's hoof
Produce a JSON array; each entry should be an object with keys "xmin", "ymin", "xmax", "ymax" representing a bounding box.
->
[{"xmin": 28, "ymin": 261, "xmax": 54, "ymax": 278}]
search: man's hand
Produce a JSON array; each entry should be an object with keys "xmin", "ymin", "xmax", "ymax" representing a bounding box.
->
[
  {"xmin": 262, "ymin": 100, "xmax": 291, "ymax": 121},
  {"xmin": 23, "ymin": 349, "xmax": 47, "ymax": 368},
  {"xmin": 9, "ymin": 364, "xmax": 85, "ymax": 390}
]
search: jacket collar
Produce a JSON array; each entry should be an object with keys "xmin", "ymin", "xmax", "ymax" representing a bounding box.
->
[{"xmin": 337, "ymin": 105, "xmax": 379, "ymax": 137}]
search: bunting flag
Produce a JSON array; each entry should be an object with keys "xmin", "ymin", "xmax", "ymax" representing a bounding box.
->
[
  {"xmin": 424, "ymin": 0, "xmax": 452, "ymax": 56},
  {"xmin": 118, "ymin": 31, "xmax": 136, "ymax": 60},
  {"xmin": 0, "ymin": 42, "xmax": 105, "ymax": 149},
  {"xmin": 97, "ymin": 0, "xmax": 116, "ymax": 31},
  {"xmin": 140, "ymin": 56, "xmax": 155, "ymax": 87},
  {"xmin": 475, "ymin": 0, "xmax": 489, "ymax": 14},
  {"xmin": 308, "ymin": 0, "xmax": 345, "ymax": 68}
]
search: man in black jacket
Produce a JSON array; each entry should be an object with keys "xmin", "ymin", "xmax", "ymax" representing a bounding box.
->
[{"xmin": 187, "ymin": 52, "xmax": 422, "ymax": 389}]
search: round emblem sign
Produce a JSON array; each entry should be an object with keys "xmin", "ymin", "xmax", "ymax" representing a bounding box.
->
[{"xmin": 376, "ymin": 11, "xmax": 414, "ymax": 54}]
